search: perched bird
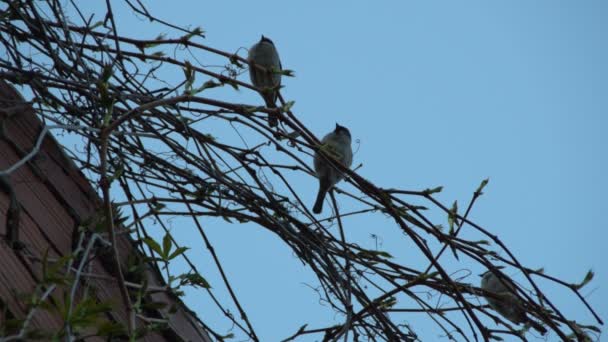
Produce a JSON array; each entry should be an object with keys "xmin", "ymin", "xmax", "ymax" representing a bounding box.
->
[
  {"xmin": 248, "ymin": 35, "xmax": 282, "ymax": 127},
  {"xmin": 480, "ymin": 270, "xmax": 547, "ymax": 335},
  {"xmin": 312, "ymin": 124, "xmax": 353, "ymax": 214}
]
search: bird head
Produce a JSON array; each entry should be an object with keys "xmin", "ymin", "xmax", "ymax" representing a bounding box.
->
[
  {"xmin": 334, "ymin": 123, "xmax": 351, "ymax": 139},
  {"xmin": 260, "ymin": 35, "xmax": 274, "ymax": 45}
]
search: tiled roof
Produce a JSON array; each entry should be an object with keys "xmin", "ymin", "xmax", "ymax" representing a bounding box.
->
[{"xmin": 0, "ymin": 80, "xmax": 211, "ymax": 341}]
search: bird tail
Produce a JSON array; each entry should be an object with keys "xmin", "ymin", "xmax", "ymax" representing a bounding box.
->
[
  {"xmin": 312, "ymin": 185, "xmax": 327, "ymax": 214},
  {"xmin": 264, "ymin": 94, "xmax": 278, "ymax": 127},
  {"xmin": 527, "ymin": 319, "xmax": 547, "ymax": 335}
]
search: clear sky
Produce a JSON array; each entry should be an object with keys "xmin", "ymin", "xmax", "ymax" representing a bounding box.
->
[{"xmin": 56, "ymin": 1, "xmax": 607, "ymax": 341}]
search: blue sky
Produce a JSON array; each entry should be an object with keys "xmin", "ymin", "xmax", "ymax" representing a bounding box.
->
[{"xmin": 53, "ymin": 1, "xmax": 607, "ymax": 340}]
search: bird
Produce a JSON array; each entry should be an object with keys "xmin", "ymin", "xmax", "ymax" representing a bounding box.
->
[
  {"xmin": 248, "ymin": 35, "xmax": 282, "ymax": 127},
  {"xmin": 480, "ymin": 270, "xmax": 547, "ymax": 335},
  {"xmin": 312, "ymin": 123, "xmax": 353, "ymax": 214}
]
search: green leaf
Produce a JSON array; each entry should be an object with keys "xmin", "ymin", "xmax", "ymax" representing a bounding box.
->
[
  {"xmin": 416, "ymin": 271, "xmax": 439, "ymax": 282},
  {"xmin": 108, "ymin": 163, "xmax": 124, "ymax": 183},
  {"xmin": 101, "ymin": 64, "xmax": 113, "ymax": 83},
  {"xmin": 172, "ymin": 289, "xmax": 185, "ymax": 297},
  {"xmin": 396, "ymin": 206, "xmax": 409, "ymax": 216},
  {"xmin": 183, "ymin": 61, "xmax": 195, "ymax": 94},
  {"xmin": 97, "ymin": 78, "xmax": 114, "ymax": 125},
  {"xmin": 281, "ymin": 69, "xmax": 295, "ymax": 77},
  {"xmin": 186, "ymin": 82, "xmax": 215, "ymax": 95},
  {"xmin": 356, "ymin": 249, "xmax": 393, "ymax": 260},
  {"xmin": 243, "ymin": 106, "xmax": 258, "ymax": 114},
  {"xmin": 577, "ymin": 323, "xmax": 601, "ymax": 333},
  {"xmin": 474, "ymin": 240, "xmax": 490, "ymax": 245},
  {"xmin": 220, "ymin": 333, "xmax": 235, "ymax": 340},
  {"xmin": 378, "ymin": 296, "xmax": 397, "ymax": 310},
  {"xmin": 102, "ymin": 106, "xmax": 113, "ymax": 126},
  {"xmin": 180, "ymin": 273, "xmax": 211, "ymax": 289},
  {"xmin": 151, "ymin": 200, "xmax": 166, "ymax": 212},
  {"xmin": 375, "ymin": 251, "xmax": 393, "ymax": 259},
  {"xmin": 41, "ymin": 252, "xmax": 73, "ymax": 285},
  {"xmin": 68, "ymin": 297, "xmax": 112, "ymax": 330},
  {"xmin": 191, "ymin": 80, "xmax": 221, "ymax": 94},
  {"xmin": 229, "ymin": 54, "xmax": 244, "ymax": 68},
  {"xmin": 97, "ymin": 320, "xmax": 126, "ymax": 337},
  {"xmin": 282, "ymin": 100, "xmax": 295, "ymax": 112},
  {"xmin": 475, "ymin": 178, "xmax": 490, "ymax": 196},
  {"xmin": 143, "ymin": 237, "xmax": 163, "ymax": 257},
  {"xmin": 168, "ymin": 246, "xmax": 189, "ymax": 260},
  {"xmin": 573, "ymin": 269, "xmax": 594, "ymax": 290},
  {"xmin": 294, "ymin": 324, "xmax": 308, "ymax": 335},
  {"xmin": 422, "ymin": 186, "xmax": 443, "ymax": 195},
  {"xmin": 180, "ymin": 26, "xmax": 205, "ymax": 41},
  {"xmin": 236, "ymin": 216, "xmax": 250, "ymax": 223},
  {"xmin": 90, "ymin": 21, "xmax": 104, "ymax": 30},
  {"xmin": 447, "ymin": 200, "xmax": 458, "ymax": 235},
  {"xmin": 144, "ymin": 33, "xmax": 166, "ymax": 48},
  {"xmin": 220, "ymin": 78, "xmax": 239, "ymax": 90},
  {"xmin": 190, "ymin": 184, "xmax": 214, "ymax": 199},
  {"xmin": 162, "ymin": 232, "xmax": 172, "ymax": 258}
]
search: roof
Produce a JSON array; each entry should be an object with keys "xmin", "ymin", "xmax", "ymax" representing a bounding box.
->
[{"xmin": 0, "ymin": 80, "xmax": 211, "ymax": 341}]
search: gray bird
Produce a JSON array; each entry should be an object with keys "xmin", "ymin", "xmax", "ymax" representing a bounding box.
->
[
  {"xmin": 480, "ymin": 270, "xmax": 547, "ymax": 335},
  {"xmin": 248, "ymin": 35, "xmax": 282, "ymax": 127},
  {"xmin": 312, "ymin": 124, "xmax": 353, "ymax": 214}
]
